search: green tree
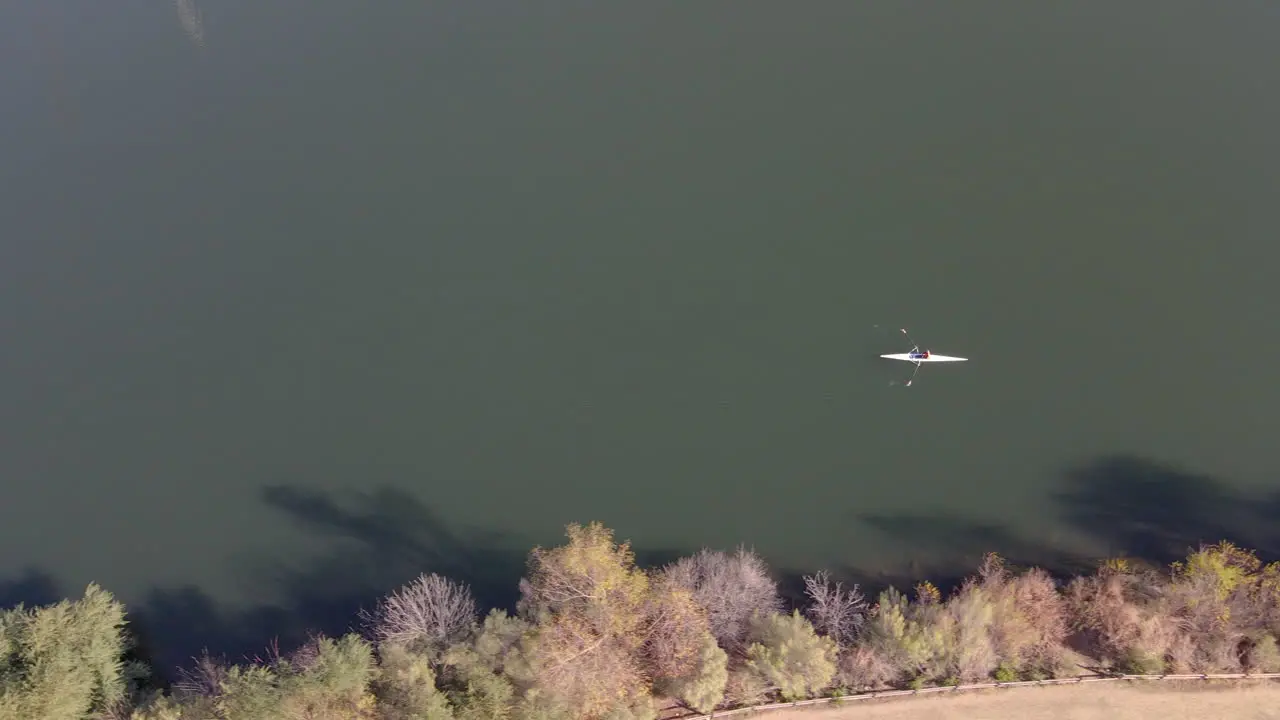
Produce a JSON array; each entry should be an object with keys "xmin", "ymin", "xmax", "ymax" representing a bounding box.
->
[
  {"xmin": 659, "ymin": 632, "xmax": 727, "ymax": 713},
  {"xmin": 216, "ymin": 633, "xmax": 378, "ymax": 720},
  {"xmin": 0, "ymin": 583, "xmax": 132, "ymax": 720},
  {"xmin": 939, "ymin": 583, "xmax": 997, "ymax": 682},
  {"xmin": 743, "ymin": 610, "xmax": 837, "ymax": 701},
  {"xmin": 127, "ymin": 693, "xmax": 186, "ymax": 720},
  {"xmin": 863, "ymin": 587, "xmax": 944, "ymax": 683},
  {"xmin": 439, "ymin": 610, "xmax": 529, "ymax": 720},
  {"xmin": 373, "ymin": 643, "xmax": 453, "ymax": 720}
]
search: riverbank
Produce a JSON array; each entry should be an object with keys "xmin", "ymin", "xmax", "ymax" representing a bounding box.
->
[{"xmin": 757, "ymin": 681, "xmax": 1280, "ymax": 720}]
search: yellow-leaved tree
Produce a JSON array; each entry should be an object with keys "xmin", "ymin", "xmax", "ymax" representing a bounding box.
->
[{"xmin": 515, "ymin": 522, "xmax": 654, "ymax": 719}]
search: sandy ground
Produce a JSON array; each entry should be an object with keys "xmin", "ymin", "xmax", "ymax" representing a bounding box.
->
[{"xmin": 756, "ymin": 681, "xmax": 1280, "ymax": 720}]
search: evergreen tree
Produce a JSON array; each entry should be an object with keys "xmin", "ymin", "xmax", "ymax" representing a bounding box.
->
[{"xmin": 0, "ymin": 583, "xmax": 131, "ymax": 720}]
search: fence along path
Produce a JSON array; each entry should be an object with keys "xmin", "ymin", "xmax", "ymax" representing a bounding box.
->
[{"xmin": 680, "ymin": 672, "xmax": 1280, "ymax": 719}]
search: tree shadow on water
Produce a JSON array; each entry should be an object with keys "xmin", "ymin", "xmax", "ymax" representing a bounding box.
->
[
  {"xmin": 850, "ymin": 454, "xmax": 1280, "ymax": 595},
  {"xmin": 131, "ymin": 485, "xmax": 529, "ymax": 683},
  {"xmin": 0, "ymin": 567, "xmax": 60, "ymax": 609},
  {"xmin": 1057, "ymin": 454, "xmax": 1278, "ymax": 564},
  {"xmin": 846, "ymin": 511, "xmax": 1097, "ymax": 598}
]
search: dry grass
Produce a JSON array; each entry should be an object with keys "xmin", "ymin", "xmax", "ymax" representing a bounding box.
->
[{"xmin": 756, "ymin": 681, "xmax": 1280, "ymax": 720}]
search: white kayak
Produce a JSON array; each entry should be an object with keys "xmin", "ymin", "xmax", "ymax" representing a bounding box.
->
[{"xmin": 880, "ymin": 353, "xmax": 967, "ymax": 363}]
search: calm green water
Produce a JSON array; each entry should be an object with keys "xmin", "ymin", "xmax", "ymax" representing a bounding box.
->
[{"xmin": 3, "ymin": 0, "xmax": 1279, "ymax": 667}]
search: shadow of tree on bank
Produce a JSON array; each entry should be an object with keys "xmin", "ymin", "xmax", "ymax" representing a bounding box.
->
[
  {"xmin": 129, "ymin": 485, "xmax": 530, "ymax": 683},
  {"xmin": 853, "ymin": 454, "xmax": 1280, "ymax": 595}
]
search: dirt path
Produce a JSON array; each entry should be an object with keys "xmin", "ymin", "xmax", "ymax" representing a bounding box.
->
[{"xmin": 755, "ymin": 681, "xmax": 1280, "ymax": 720}]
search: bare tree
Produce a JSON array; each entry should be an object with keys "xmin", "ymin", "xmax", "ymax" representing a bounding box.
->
[
  {"xmin": 173, "ymin": 651, "xmax": 228, "ymax": 702},
  {"xmin": 362, "ymin": 572, "xmax": 478, "ymax": 656},
  {"xmin": 802, "ymin": 570, "xmax": 867, "ymax": 646},
  {"xmin": 662, "ymin": 546, "xmax": 782, "ymax": 653}
]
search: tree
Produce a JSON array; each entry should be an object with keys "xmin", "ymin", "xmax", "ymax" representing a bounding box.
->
[
  {"xmin": 517, "ymin": 523, "xmax": 649, "ymax": 629},
  {"xmin": 661, "ymin": 547, "xmax": 782, "ymax": 653},
  {"xmin": 364, "ymin": 573, "xmax": 478, "ymax": 660},
  {"xmin": 976, "ymin": 557, "xmax": 1068, "ymax": 677},
  {"xmin": 939, "ymin": 582, "xmax": 998, "ymax": 683},
  {"xmin": 127, "ymin": 693, "xmax": 186, "ymax": 720},
  {"xmin": 515, "ymin": 522, "xmax": 652, "ymax": 719},
  {"xmin": 802, "ymin": 571, "xmax": 867, "ymax": 647},
  {"xmin": 1065, "ymin": 561, "xmax": 1173, "ymax": 674},
  {"xmin": 0, "ymin": 583, "xmax": 132, "ymax": 720},
  {"xmin": 658, "ymin": 632, "xmax": 727, "ymax": 714},
  {"xmin": 862, "ymin": 587, "xmax": 948, "ymax": 684},
  {"xmin": 1161, "ymin": 541, "xmax": 1271, "ymax": 672},
  {"xmin": 640, "ymin": 579, "xmax": 711, "ymax": 683},
  {"xmin": 743, "ymin": 611, "xmax": 837, "ymax": 702},
  {"xmin": 215, "ymin": 633, "xmax": 379, "ymax": 720},
  {"xmin": 440, "ymin": 610, "xmax": 529, "ymax": 719},
  {"xmin": 373, "ymin": 643, "xmax": 454, "ymax": 720}
]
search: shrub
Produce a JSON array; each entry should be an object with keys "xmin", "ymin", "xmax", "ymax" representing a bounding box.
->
[
  {"xmin": 722, "ymin": 667, "xmax": 770, "ymax": 707},
  {"xmin": 1244, "ymin": 634, "xmax": 1280, "ymax": 673},
  {"xmin": 1065, "ymin": 565, "xmax": 1164, "ymax": 666},
  {"xmin": 834, "ymin": 645, "xmax": 896, "ymax": 691}
]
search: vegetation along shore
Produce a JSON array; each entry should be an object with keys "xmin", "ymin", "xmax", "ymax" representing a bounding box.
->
[{"xmin": 3, "ymin": 522, "xmax": 1279, "ymax": 719}]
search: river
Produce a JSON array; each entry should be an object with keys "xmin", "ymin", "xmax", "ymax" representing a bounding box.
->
[{"xmin": 2, "ymin": 0, "xmax": 1278, "ymax": 671}]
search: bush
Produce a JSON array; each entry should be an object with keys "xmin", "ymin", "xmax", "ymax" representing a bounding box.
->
[
  {"xmin": 835, "ymin": 645, "xmax": 896, "ymax": 691},
  {"xmin": 722, "ymin": 667, "xmax": 770, "ymax": 708},
  {"xmin": 1245, "ymin": 634, "xmax": 1280, "ymax": 673},
  {"xmin": 1065, "ymin": 565, "xmax": 1165, "ymax": 667}
]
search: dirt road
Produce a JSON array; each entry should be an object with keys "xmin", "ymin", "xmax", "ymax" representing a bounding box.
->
[{"xmin": 756, "ymin": 681, "xmax": 1280, "ymax": 720}]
